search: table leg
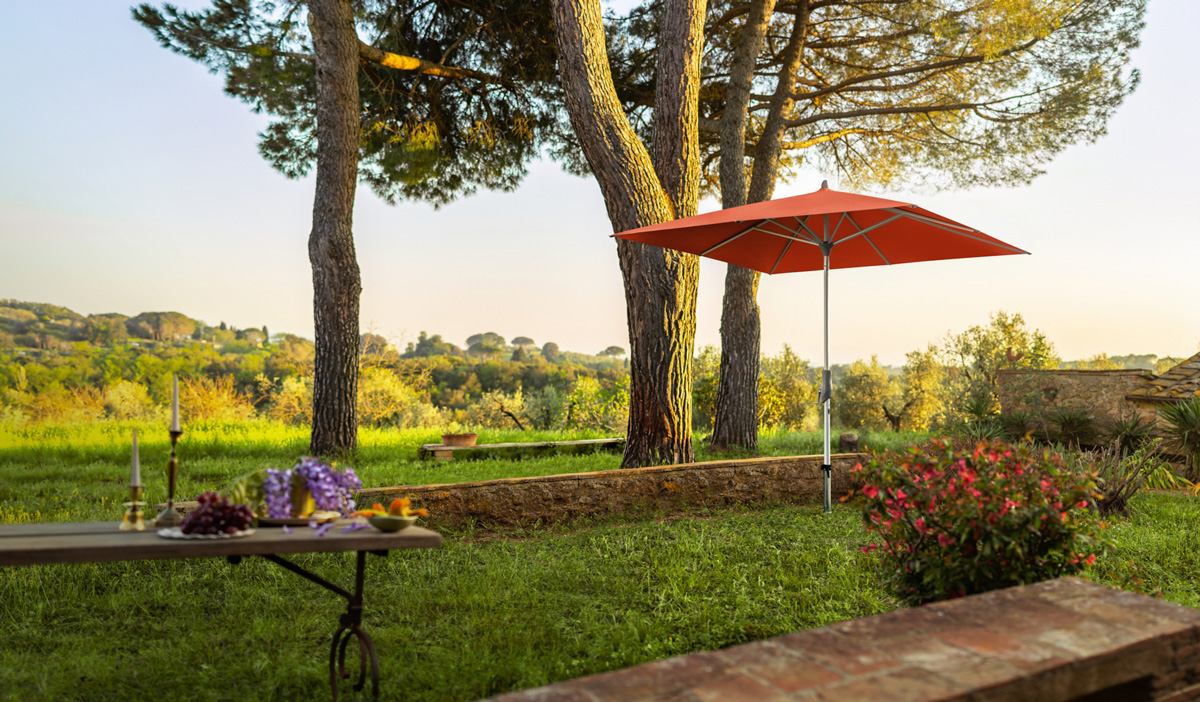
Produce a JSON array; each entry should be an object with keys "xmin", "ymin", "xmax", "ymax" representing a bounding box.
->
[{"xmin": 257, "ymin": 550, "xmax": 382, "ymax": 701}]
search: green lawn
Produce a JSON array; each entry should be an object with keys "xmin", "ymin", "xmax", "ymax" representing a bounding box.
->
[
  {"xmin": 2, "ymin": 420, "xmax": 1198, "ymax": 701},
  {"xmin": 1, "ymin": 503, "xmax": 891, "ymax": 701},
  {"xmin": 0, "ymin": 419, "xmax": 927, "ymax": 522}
]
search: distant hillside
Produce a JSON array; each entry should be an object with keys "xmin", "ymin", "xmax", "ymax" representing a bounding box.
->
[
  {"xmin": 0, "ymin": 300, "xmax": 625, "ymax": 366},
  {"xmin": 1060, "ymin": 353, "xmax": 1185, "ymax": 374},
  {"xmin": 0, "ymin": 299, "xmax": 261, "ymax": 350}
]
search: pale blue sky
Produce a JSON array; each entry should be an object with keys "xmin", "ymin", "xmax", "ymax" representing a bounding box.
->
[{"xmin": 1, "ymin": 1, "xmax": 1196, "ymax": 366}]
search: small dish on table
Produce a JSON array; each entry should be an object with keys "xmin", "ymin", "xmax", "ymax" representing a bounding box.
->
[
  {"xmin": 257, "ymin": 510, "xmax": 342, "ymax": 527},
  {"xmin": 367, "ymin": 515, "xmax": 417, "ymax": 532}
]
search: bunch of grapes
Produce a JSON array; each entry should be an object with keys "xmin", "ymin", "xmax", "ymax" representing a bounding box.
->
[{"xmin": 180, "ymin": 491, "xmax": 254, "ymax": 535}]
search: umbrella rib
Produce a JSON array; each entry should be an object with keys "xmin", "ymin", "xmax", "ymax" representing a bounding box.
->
[
  {"xmin": 887, "ymin": 210, "xmax": 1029, "ymax": 253},
  {"xmin": 699, "ymin": 225, "xmax": 757, "ymax": 256},
  {"xmin": 750, "ymin": 223, "xmax": 823, "ymax": 247},
  {"xmin": 862, "ymin": 234, "xmax": 891, "ymax": 265},
  {"xmin": 946, "ymin": 229, "xmax": 1030, "ymax": 253},
  {"xmin": 792, "ymin": 217, "xmax": 824, "ymax": 244},
  {"xmin": 769, "ymin": 237, "xmax": 795, "ymax": 274},
  {"xmin": 828, "ymin": 213, "xmax": 905, "ymax": 245},
  {"xmin": 883, "ymin": 208, "xmax": 976, "ymax": 233},
  {"xmin": 832, "ymin": 212, "xmax": 852, "ymax": 240}
]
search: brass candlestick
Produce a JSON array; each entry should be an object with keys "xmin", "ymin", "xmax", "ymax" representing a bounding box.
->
[
  {"xmin": 154, "ymin": 429, "xmax": 184, "ymax": 527},
  {"xmin": 120, "ymin": 484, "xmax": 146, "ymax": 531}
]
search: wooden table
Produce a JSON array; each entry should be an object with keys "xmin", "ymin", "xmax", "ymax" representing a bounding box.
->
[{"xmin": 0, "ymin": 521, "xmax": 442, "ymax": 700}]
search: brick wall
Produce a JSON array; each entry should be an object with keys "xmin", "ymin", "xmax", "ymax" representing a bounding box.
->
[
  {"xmin": 484, "ymin": 578, "xmax": 1200, "ymax": 702},
  {"xmin": 360, "ymin": 453, "xmax": 865, "ymax": 529}
]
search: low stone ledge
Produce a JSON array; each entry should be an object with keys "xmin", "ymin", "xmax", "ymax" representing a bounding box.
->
[
  {"xmin": 482, "ymin": 578, "xmax": 1200, "ymax": 702},
  {"xmin": 360, "ymin": 453, "xmax": 865, "ymax": 528}
]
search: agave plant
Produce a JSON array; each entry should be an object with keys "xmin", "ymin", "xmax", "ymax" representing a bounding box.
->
[
  {"xmin": 1064, "ymin": 439, "xmax": 1179, "ymax": 517},
  {"xmin": 1050, "ymin": 406, "xmax": 1099, "ymax": 448},
  {"xmin": 999, "ymin": 409, "xmax": 1037, "ymax": 442},
  {"xmin": 1160, "ymin": 397, "xmax": 1200, "ymax": 480},
  {"xmin": 1107, "ymin": 414, "xmax": 1154, "ymax": 456},
  {"xmin": 961, "ymin": 418, "xmax": 1006, "ymax": 443}
]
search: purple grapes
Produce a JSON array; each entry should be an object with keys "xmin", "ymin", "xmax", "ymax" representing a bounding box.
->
[{"xmin": 181, "ymin": 491, "xmax": 254, "ymax": 535}]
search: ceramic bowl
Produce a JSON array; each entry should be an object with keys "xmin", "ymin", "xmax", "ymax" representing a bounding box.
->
[{"xmin": 367, "ymin": 514, "xmax": 418, "ymax": 532}]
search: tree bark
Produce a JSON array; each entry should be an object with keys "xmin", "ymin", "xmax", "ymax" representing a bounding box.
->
[
  {"xmin": 550, "ymin": 0, "xmax": 705, "ymax": 467},
  {"xmin": 710, "ymin": 0, "xmax": 775, "ymax": 451},
  {"xmin": 307, "ymin": 0, "xmax": 362, "ymax": 456},
  {"xmin": 712, "ymin": 1, "xmax": 810, "ymax": 450}
]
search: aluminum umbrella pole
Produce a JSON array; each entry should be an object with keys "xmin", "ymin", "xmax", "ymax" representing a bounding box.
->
[{"xmin": 818, "ymin": 235, "xmax": 833, "ymax": 514}]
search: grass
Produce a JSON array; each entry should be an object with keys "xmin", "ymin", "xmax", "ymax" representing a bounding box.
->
[
  {"xmin": 2, "ymin": 420, "xmax": 1199, "ymax": 700},
  {"xmin": 0, "ymin": 419, "xmax": 924, "ymax": 521},
  {"xmin": 1, "ymin": 503, "xmax": 891, "ymax": 701}
]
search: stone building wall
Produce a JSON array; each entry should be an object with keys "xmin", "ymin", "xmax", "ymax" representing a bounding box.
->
[{"xmin": 996, "ymin": 369, "xmax": 1155, "ymax": 428}]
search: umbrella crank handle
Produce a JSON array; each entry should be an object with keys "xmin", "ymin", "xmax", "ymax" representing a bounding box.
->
[{"xmin": 816, "ymin": 370, "xmax": 832, "ymax": 405}]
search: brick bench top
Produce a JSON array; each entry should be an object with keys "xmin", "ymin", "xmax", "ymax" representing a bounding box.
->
[{"xmin": 484, "ymin": 578, "xmax": 1200, "ymax": 702}]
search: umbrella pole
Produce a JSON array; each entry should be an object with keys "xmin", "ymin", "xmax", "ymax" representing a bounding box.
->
[{"xmin": 822, "ymin": 250, "xmax": 832, "ymax": 514}]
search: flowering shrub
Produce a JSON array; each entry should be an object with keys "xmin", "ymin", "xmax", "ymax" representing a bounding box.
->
[{"xmin": 853, "ymin": 438, "xmax": 1105, "ymax": 606}]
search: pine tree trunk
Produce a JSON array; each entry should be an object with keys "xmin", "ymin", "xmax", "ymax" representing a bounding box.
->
[
  {"xmin": 307, "ymin": 0, "xmax": 362, "ymax": 456},
  {"xmin": 712, "ymin": 2, "xmax": 810, "ymax": 450},
  {"xmin": 710, "ymin": 0, "xmax": 774, "ymax": 451},
  {"xmin": 619, "ymin": 240, "xmax": 699, "ymax": 466},
  {"xmin": 712, "ymin": 265, "xmax": 762, "ymax": 448},
  {"xmin": 550, "ymin": 0, "xmax": 704, "ymax": 467}
]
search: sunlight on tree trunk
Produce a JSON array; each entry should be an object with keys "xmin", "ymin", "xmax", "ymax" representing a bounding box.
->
[
  {"xmin": 550, "ymin": 0, "xmax": 705, "ymax": 467},
  {"xmin": 307, "ymin": 0, "xmax": 362, "ymax": 455}
]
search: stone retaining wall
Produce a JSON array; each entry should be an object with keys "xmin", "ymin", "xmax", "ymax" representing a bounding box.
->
[
  {"xmin": 359, "ymin": 453, "xmax": 865, "ymax": 529},
  {"xmin": 484, "ymin": 578, "xmax": 1200, "ymax": 702}
]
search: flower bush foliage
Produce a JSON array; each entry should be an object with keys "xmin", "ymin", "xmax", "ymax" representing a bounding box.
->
[{"xmin": 853, "ymin": 438, "xmax": 1105, "ymax": 605}]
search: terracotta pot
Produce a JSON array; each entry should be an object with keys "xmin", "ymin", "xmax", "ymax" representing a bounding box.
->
[{"xmin": 441, "ymin": 433, "xmax": 478, "ymax": 447}]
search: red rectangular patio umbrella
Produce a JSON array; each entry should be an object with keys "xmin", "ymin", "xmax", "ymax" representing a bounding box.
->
[{"xmin": 615, "ymin": 182, "xmax": 1028, "ymax": 513}]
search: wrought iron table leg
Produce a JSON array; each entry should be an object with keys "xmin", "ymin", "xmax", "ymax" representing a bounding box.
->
[{"xmin": 258, "ymin": 550, "xmax": 382, "ymax": 701}]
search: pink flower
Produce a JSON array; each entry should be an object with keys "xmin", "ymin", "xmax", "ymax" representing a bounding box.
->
[
  {"xmin": 915, "ymin": 517, "xmax": 927, "ymax": 533},
  {"xmin": 937, "ymin": 533, "xmax": 956, "ymax": 547},
  {"xmin": 1086, "ymin": 554, "xmax": 1096, "ymax": 566},
  {"xmin": 863, "ymin": 485, "xmax": 879, "ymax": 499}
]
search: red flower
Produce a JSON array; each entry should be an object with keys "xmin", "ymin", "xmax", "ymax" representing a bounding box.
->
[{"xmin": 863, "ymin": 485, "xmax": 879, "ymax": 499}]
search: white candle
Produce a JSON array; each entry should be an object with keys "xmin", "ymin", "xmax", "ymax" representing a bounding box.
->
[
  {"xmin": 170, "ymin": 374, "xmax": 181, "ymax": 432},
  {"xmin": 131, "ymin": 429, "xmax": 141, "ymax": 486}
]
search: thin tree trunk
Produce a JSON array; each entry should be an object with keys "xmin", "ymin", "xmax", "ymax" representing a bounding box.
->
[
  {"xmin": 712, "ymin": 265, "xmax": 762, "ymax": 447},
  {"xmin": 307, "ymin": 0, "xmax": 362, "ymax": 456},
  {"xmin": 711, "ymin": 0, "xmax": 775, "ymax": 451},
  {"xmin": 713, "ymin": 1, "xmax": 810, "ymax": 450},
  {"xmin": 550, "ymin": 0, "xmax": 704, "ymax": 467}
]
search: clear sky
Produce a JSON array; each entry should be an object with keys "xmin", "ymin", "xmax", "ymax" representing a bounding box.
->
[{"xmin": 1, "ymin": 1, "xmax": 1196, "ymax": 366}]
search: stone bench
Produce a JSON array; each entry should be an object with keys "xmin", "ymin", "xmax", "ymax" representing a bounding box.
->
[
  {"xmin": 484, "ymin": 578, "xmax": 1200, "ymax": 701},
  {"xmin": 417, "ymin": 437, "xmax": 625, "ymax": 461}
]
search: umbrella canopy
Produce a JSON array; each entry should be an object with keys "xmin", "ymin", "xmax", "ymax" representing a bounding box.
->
[
  {"xmin": 614, "ymin": 182, "xmax": 1028, "ymax": 513},
  {"xmin": 617, "ymin": 185, "xmax": 1027, "ymax": 273}
]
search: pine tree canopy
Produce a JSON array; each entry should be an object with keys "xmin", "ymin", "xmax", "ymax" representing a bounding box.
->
[
  {"xmin": 133, "ymin": 0, "xmax": 565, "ymax": 207},
  {"xmin": 607, "ymin": 0, "xmax": 1147, "ymax": 193}
]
